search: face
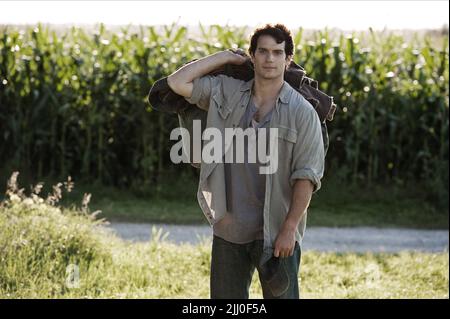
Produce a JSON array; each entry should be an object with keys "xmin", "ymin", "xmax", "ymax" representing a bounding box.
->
[{"xmin": 250, "ymin": 35, "xmax": 292, "ymax": 81}]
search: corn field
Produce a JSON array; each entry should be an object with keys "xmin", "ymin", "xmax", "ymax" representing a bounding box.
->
[{"xmin": 0, "ymin": 23, "xmax": 448, "ymax": 207}]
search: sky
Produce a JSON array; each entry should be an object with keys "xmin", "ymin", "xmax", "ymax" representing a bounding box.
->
[{"xmin": 0, "ymin": 0, "xmax": 448, "ymax": 30}]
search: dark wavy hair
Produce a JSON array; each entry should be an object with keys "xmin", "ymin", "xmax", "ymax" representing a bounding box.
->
[{"xmin": 248, "ymin": 24, "xmax": 294, "ymax": 57}]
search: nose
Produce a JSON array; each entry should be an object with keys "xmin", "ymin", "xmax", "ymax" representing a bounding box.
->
[{"xmin": 266, "ymin": 53, "xmax": 274, "ymax": 62}]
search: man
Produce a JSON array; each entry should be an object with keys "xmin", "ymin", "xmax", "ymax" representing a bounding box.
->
[{"xmin": 167, "ymin": 24, "xmax": 325, "ymax": 299}]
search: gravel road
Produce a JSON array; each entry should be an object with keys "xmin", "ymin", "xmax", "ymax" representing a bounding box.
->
[{"xmin": 103, "ymin": 222, "xmax": 448, "ymax": 253}]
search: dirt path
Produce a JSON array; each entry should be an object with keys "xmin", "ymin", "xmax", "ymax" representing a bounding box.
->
[{"xmin": 104, "ymin": 222, "xmax": 449, "ymax": 253}]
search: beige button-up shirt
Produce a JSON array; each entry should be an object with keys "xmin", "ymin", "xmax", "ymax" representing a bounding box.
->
[{"xmin": 185, "ymin": 74, "xmax": 325, "ymax": 260}]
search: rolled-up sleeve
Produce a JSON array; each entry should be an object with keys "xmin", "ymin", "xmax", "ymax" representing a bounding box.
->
[
  {"xmin": 184, "ymin": 75, "xmax": 217, "ymax": 110},
  {"xmin": 290, "ymin": 105, "xmax": 325, "ymax": 192}
]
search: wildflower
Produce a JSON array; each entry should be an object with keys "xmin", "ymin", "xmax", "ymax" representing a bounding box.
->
[
  {"xmin": 64, "ymin": 176, "xmax": 74, "ymax": 193},
  {"xmin": 82, "ymin": 193, "xmax": 92, "ymax": 212}
]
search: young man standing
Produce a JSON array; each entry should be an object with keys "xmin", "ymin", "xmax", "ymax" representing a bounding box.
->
[{"xmin": 167, "ymin": 24, "xmax": 325, "ymax": 299}]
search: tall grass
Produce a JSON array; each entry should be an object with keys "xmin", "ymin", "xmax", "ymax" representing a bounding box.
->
[{"xmin": 0, "ymin": 24, "xmax": 448, "ymax": 208}]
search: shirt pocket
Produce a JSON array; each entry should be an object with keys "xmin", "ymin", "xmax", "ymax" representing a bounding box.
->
[
  {"xmin": 212, "ymin": 93, "xmax": 232, "ymax": 120},
  {"xmin": 275, "ymin": 126, "xmax": 297, "ymax": 173},
  {"xmin": 277, "ymin": 126, "xmax": 297, "ymax": 144}
]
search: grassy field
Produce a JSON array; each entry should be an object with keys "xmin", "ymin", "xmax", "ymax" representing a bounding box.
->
[{"xmin": 0, "ymin": 185, "xmax": 448, "ymax": 299}]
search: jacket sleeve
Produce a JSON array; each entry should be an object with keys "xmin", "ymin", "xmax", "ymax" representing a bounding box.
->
[{"xmin": 289, "ymin": 104, "xmax": 325, "ymax": 193}]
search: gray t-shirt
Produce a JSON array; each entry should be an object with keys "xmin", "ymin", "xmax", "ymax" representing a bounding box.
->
[{"xmin": 213, "ymin": 97, "xmax": 274, "ymax": 244}]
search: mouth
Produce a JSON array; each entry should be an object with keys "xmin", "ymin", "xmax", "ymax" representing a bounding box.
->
[{"xmin": 263, "ymin": 67, "xmax": 277, "ymax": 70}]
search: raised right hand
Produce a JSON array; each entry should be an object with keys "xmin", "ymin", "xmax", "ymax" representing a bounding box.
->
[{"xmin": 226, "ymin": 49, "xmax": 249, "ymax": 65}]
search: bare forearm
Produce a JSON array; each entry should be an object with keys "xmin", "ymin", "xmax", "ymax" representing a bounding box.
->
[
  {"xmin": 167, "ymin": 49, "xmax": 247, "ymax": 98},
  {"xmin": 284, "ymin": 179, "xmax": 314, "ymax": 231},
  {"xmin": 167, "ymin": 51, "xmax": 231, "ymax": 87},
  {"xmin": 273, "ymin": 179, "xmax": 313, "ymax": 257}
]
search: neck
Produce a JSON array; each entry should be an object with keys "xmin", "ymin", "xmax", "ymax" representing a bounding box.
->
[{"xmin": 252, "ymin": 76, "xmax": 284, "ymax": 102}]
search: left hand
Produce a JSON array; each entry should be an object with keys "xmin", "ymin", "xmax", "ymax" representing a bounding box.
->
[{"xmin": 273, "ymin": 223, "xmax": 296, "ymax": 258}]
